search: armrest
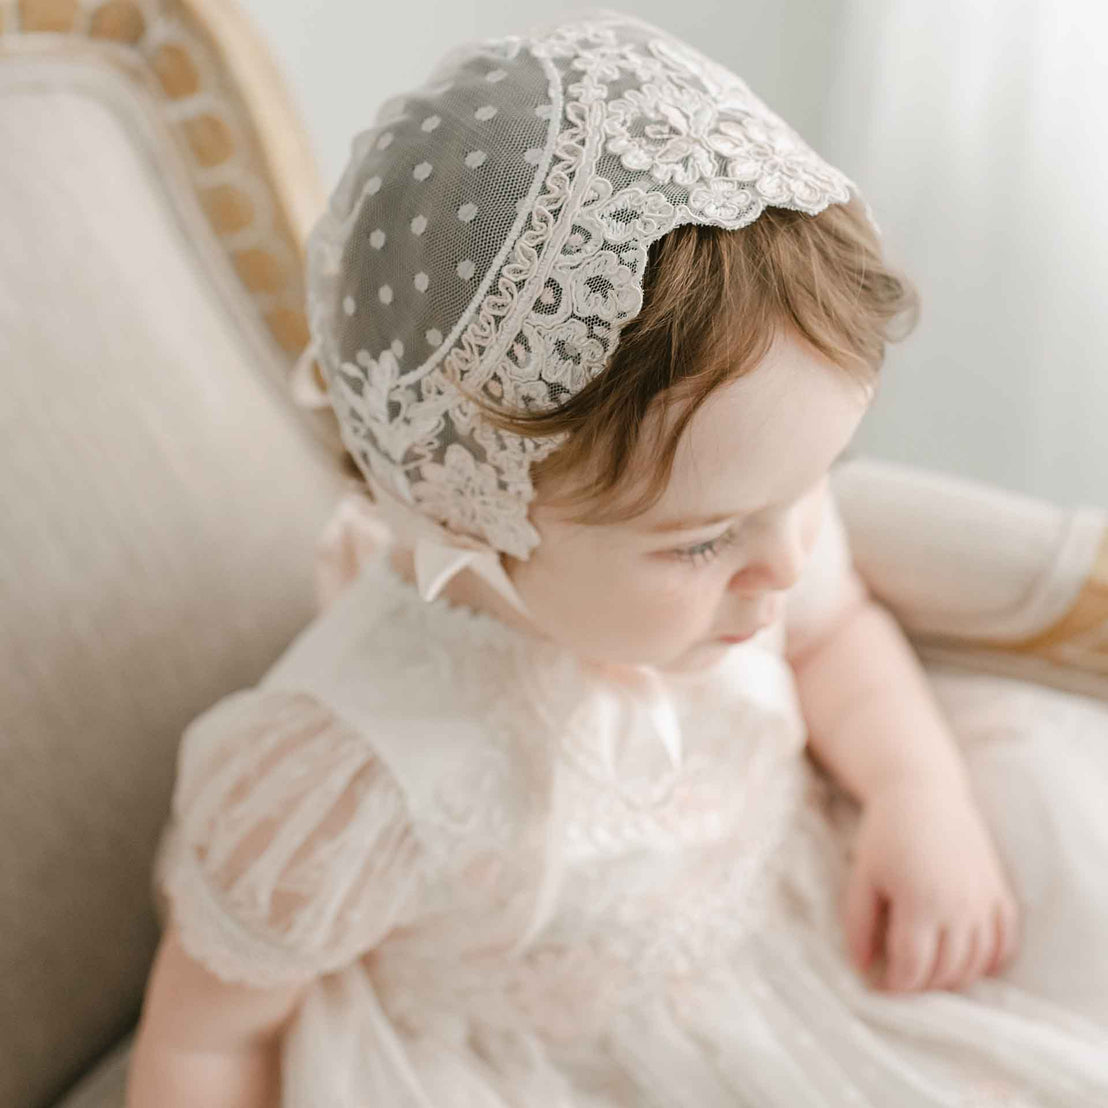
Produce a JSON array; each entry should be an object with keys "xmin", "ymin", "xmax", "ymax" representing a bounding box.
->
[{"xmin": 831, "ymin": 456, "xmax": 1108, "ymax": 703}]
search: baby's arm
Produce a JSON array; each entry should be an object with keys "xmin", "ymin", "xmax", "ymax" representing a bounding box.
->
[
  {"xmin": 129, "ymin": 685, "xmax": 425, "ymax": 1104},
  {"xmin": 786, "ymin": 571, "xmax": 971, "ymax": 802},
  {"xmin": 787, "ymin": 573, "xmax": 1020, "ymax": 992},
  {"xmin": 125, "ymin": 923, "xmax": 309, "ymax": 1108}
]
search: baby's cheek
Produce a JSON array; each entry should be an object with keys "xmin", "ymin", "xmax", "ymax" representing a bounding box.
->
[
  {"xmin": 547, "ymin": 544, "xmax": 712, "ymax": 655},
  {"xmin": 801, "ymin": 482, "xmax": 829, "ymax": 551},
  {"xmin": 620, "ymin": 568, "xmax": 710, "ymax": 637}
]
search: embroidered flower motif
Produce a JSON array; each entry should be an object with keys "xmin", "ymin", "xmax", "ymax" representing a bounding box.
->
[
  {"xmin": 332, "ymin": 349, "xmax": 442, "ymax": 465},
  {"xmin": 605, "ymin": 79, "xmax": 753, "ymax": 188},
  {"xmin": 412, "ymin": 443, "xmax": 529, "ymax": 548},
  {"xmin": 568, "ymin": 252, "xmax": 642, "ymax": 324},
  {"xmin": 513, "ymin": 378, "xmax": 555, "ymax": 411},
  {"xmin": 687, "ymin": 177, "xmax": 757, "ymax": 221},
  {"xmin": 592, "ymin": 186, "xmax": 676, "ymax": 243},
  {"xmin": 540, "ymin": 318, "xmax": 606, "ymax": 394},
  {"xmin": 649, "ymin": 35, "xmax": 748, "ymax": 101},
  {"xmin": 725, "ymin": 117, "xmax": 851, "ymax": 213},
  {"xmin": 307, "ymin": 14, "xmax": 866, "ymax": 559}
]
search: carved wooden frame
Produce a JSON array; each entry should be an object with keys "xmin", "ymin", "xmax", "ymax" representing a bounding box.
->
[
  {"xmin": 914, "ymin": 532, "xmax": 1108, "ymax": 700},
  {"xmin": 1, "ymin": 0, "xmax": 347, "ymax": 457}
]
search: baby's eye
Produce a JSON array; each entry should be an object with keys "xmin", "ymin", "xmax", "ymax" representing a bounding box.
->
[{"xmin": 672, "ymin": 526, "xmax": 740, "ymax": 567}]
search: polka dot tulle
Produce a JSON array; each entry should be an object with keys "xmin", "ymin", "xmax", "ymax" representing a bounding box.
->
[{"xmin": 305, "ymin": 11, "xmax": 870, "ymax": 560}]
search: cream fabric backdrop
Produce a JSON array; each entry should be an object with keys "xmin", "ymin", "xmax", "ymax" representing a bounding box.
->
[{"xmin": 820, "ymin": 0, "xmax": 1108, "ymax": 509}]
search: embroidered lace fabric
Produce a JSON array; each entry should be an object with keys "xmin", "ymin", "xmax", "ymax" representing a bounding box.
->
[
  {"xmin": 154, "ymin": 687, "xmax": 427, "ymax": 987},
  {"xmin": 300, "ymin": 9, "xmax": 874, "ymax": 560},
  {"xmin": 152, "ymin": 532, "xmax": 1108, "ymax": 1107}
]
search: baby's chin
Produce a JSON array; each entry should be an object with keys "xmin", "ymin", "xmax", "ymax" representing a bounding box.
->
[
  {"xmin": 553, "ymin": 626, "xmax": 742, "ymax": 675},
  {"xmin": 652, "ymin": 637, "xmax": 738, "ymax": 675}
]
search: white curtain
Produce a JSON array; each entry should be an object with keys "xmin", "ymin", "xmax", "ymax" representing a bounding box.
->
[
  {"xmin": 818, "ymin": 0, "xmax": 1108, "ymax": 509},
  {"xmin": 242, "ymin": 0, "xmax": 1106, "ymax": 509}
]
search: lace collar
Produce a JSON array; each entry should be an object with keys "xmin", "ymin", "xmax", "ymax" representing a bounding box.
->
[{"xmin": 366, "ymin": 543, "xmax": 687, "ymax": 769}]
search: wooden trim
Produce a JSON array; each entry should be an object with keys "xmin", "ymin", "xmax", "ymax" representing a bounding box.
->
[
  {"xmin": 19, "ymin": 0, "xmax": 79, "ymax": 33},
  {"xmin": 2, "ymin": 0, "xmax": 324, "ymax": 356},
  {"xmin": 2, "ymin": 0, "xmax": 346, "ymax": 462},
  {"xmin": 172, "ymin": 0, "xmax": 323, "ymax": 252},
  {"xmin": 1000, "ymin": 530, "xmax": 1108, "ymax": 653},
  {"xmin": 912, "ymin": 640, "xmax": 1108, "ymax": 705},
  {"xmin": 919, "ymin": 528, "xmax": 1108, "ymax": 682}
]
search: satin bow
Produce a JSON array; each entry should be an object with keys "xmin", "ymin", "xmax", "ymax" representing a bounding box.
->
[
  {"xmin": 312, "ymin": 484, "xmax": 683, "ymax": 770},
  {"xmin": 291, "ymin": 342, "xmax": 686, "ymax": 772}
]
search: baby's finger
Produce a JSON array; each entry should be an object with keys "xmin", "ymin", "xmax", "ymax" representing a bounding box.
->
[
  {"xmin": 982, "ymin": 904, "xmax": 1005, "ymax": 977},
  {"xmin": 988, "ymin": 897, "xmax": 1021, "ymax": 976},
  {"xmin": 956, "ymin": 925, "xmax": 993, "ymax": 989},
  {"xmin": 929, "ymin": 925, "xmax": 973, "ymax": 991},
  {"xmin": 843, "ymin": 875, "xmax": 883, "ymax": 973},
  {"xmin": 884, "ymin": 909, "xmax": 939, "ymax": 993}
]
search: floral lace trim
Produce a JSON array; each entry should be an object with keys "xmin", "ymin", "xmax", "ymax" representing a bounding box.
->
[{"xmin": 314, "ymin": 13, "xmax": 865, "ymax": 558}]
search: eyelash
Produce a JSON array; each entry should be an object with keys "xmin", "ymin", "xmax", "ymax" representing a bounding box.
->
[
  {"xmin": 669, "ymin": 475, "xmax": 828, "ymax": 568},
  {"xmin": 672, "ymin": 526, "xmax": 741, "ymax": 567}
]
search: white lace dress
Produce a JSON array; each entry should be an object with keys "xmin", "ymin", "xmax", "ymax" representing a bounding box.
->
[{"xmin": 153, "ymin": 502, "xmax": 1108, "ymax": 1107}]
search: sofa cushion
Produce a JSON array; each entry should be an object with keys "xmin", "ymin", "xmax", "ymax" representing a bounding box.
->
[
  {"xmin": 53, "ymin": 1037, "xmax": 131, "ymax": 1108},
  {"xmin": 0, "ymin": 64, "xmax": 345, "ymax": 1108}
]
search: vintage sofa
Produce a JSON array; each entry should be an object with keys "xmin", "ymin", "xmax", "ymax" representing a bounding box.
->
[{"xmin": 1, "ymin": 3, "xmax": 1105, "ymax": 1106}]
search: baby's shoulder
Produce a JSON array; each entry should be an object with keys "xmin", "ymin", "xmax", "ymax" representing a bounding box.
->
[
  {"xmin": 266, "ymin": 546, "xmax": 523, "ymax": 702},
  {"xmin": 252, "ymin": 550, "xmax": 545, "ymax": 832},
  {"xmin": 782, "ymin": 483, "xmax": 862, "ymax": 660}
]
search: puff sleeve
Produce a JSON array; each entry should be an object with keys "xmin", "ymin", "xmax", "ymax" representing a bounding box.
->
[
  {"xmin": 783, "ymin": 485, "xmax": 869, "ymax": 664},
  {"xmin": 154, "ymin": 686, "xmax": 427, "ymax": 989}
]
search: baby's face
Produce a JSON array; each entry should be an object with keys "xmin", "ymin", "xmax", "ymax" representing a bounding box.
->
[{"xmin": 504, "ymin": 331, "xmax": 873, "ymax": 673}]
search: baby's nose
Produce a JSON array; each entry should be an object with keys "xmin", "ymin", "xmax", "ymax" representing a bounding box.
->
[{"xmin": 729, "ymin": 514, "xmax": 806, "ymax": 593}]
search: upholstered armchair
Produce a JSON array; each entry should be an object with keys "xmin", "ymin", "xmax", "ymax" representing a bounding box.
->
[{"xmin": 1, "ymin": 3, "xmax": 1104, "ymax": 1106}]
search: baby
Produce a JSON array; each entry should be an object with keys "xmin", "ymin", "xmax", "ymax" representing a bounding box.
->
[{"xmin": 128, "ymin": 11, "xmax": 1108, "ymax": 1108}]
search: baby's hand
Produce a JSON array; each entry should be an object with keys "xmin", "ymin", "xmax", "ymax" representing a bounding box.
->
[{"xmin": 840, "ymin": 777, "xmax": 1021, "ymax": 993}]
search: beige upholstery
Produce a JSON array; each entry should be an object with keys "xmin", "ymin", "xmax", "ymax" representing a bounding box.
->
[
  {"xmin": 833, "ymin": 457, "xmax": 1108, "ymax": 702},
  {"xmin": 2, "ymin": 5, "xmax": 1106, "ymax": 1108},
  {"xmin": 0, "ymin": 3, "xmax": 348, "ymax": 1106}
]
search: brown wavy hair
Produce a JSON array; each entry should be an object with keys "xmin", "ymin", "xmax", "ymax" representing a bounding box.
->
[{"xmin": 454, "ymin": 194, "xmax": 920, "ymax": 527}]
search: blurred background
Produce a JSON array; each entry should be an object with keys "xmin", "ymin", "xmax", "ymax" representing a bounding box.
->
[{"xmin": 239, "ymin": 0, "xmax": 1107, "ymax": 509}]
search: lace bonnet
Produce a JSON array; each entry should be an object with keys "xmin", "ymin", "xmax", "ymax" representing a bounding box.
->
[{"xmin": 293, "ymin": 8, "xmax": 875, "ymax": 621}]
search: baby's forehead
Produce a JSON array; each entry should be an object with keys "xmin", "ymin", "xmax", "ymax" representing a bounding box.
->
[{"xmin": 632, "ymin": 345, "xmax": 869, "ymax": 524}]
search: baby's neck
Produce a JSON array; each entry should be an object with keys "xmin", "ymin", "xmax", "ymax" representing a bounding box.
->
[
  {"xmin": 385, "ymin": 543, "xmax": 694, "ymax": 686},
  {"xmin": 386, "ymin": 542, "xmax": 543, "ymax": 642}
]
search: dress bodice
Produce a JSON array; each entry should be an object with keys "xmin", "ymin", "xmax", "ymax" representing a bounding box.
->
[
  {"xmin": 153, "ymin": 490, "xmax": 1108, "ymax": 1107},
  {"xmin": 157, "ymin": 487, "xmax": 860, "ymax": 1042},
  {"xmin": 247, "ymin": 546, "xmax": 813, "ymax": 1041}
]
